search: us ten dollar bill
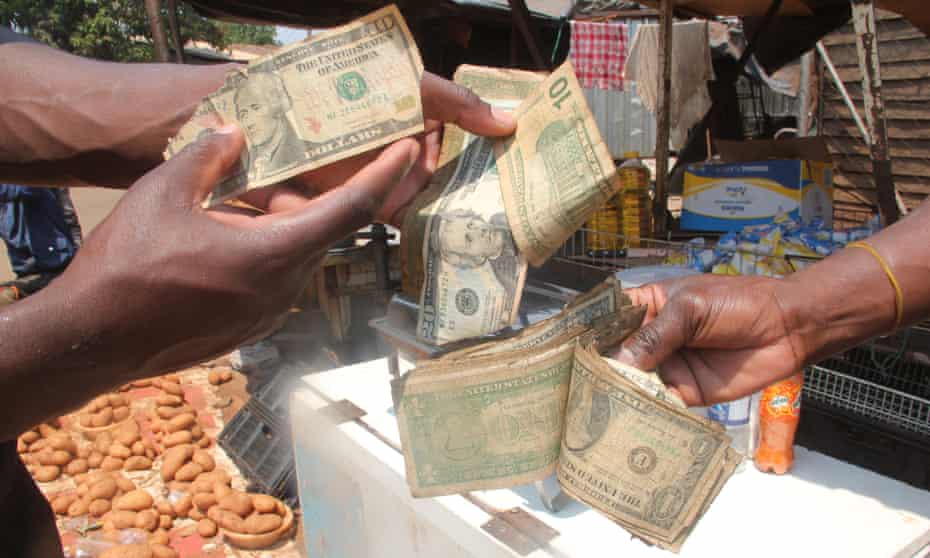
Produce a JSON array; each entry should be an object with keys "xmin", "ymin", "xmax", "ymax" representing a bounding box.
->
[
  {"xmin": 165, "ymin": 4, "xmax": 424, "ymax": 207},
  {"xmin": 496, "ymin": 62, "xmax": 621, "ymax": 267},
  {"xmin": 404, "ymin": 66, "xmax": 544, "ymax": 346}
]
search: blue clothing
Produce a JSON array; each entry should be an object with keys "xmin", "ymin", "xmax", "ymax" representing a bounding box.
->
[{"xmin": 0, "ymin": 184, "xmax": 77, "ymax": 276}]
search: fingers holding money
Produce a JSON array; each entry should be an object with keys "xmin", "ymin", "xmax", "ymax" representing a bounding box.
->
[
  {"xmin": 421, "ymin": 72, "xmax": 516, "ymax": 137},
  {"xmin": 252, "ymin": 138, "xmax": 420, "ymax": 256}
]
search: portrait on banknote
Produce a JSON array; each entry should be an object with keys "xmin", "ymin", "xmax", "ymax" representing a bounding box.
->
[
  {"xmin": 432, "ymin": 208, "xmax": 520, "ymax": 296},
  {"xmin": 233, "ymin": 69, "xmax": 306, "ymax": 181}
]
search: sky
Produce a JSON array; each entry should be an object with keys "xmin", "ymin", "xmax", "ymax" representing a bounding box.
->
[{"xmin": 275, "ymin": 26, "xmax": 308, "ymax": 45}]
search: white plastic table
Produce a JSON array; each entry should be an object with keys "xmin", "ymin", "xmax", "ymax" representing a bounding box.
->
[{"xmin": 290, "ymin": 358, "xmax": 930, "ymax": 558}]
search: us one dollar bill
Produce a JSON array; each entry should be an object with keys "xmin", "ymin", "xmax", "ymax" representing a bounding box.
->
[
  {"xmin": 559, "ymin": 345, "xmax": 739, "ymax": 552},
  {"xmin": 495, "ymin": 62, "xmax": 621, "ymax": 267},
  {"xmin": 435, "ymin": 276, "xmax": 635, "ymax": 361},
  {"xmin": 394, "ymin": 280, "xmax": 740, "ymax": 552},
  {"xmin": 166, "ymin": 5, "xmax": 424, "ymax": 207},
  {"xmin": 403, "ymin": 66, "xmax": 543, "ymax": 345}
]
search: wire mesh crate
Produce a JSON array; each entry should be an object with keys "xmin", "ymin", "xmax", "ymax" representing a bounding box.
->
[
  {"xmin": 804, "ymin": 341, "xmax": 930, "ymax": 438},
  {"xmin": 554, "ymin": 227, "xmax": 817, "ymax": 276}
]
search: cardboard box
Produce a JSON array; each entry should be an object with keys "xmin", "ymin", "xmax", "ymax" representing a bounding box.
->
[{"xmin": 682, "ymin": 137, "xmax": 833, "ymax": 232}]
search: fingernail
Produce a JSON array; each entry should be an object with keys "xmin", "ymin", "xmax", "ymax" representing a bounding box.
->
[
  {"xmin": 491, "ymin": 106, "xmax": 516, "ymax": 127},
  {"xmin": 615, "ymin": 346, "xmax": 635, "ymax": 365},
  {"xmin": 215, "ymin": 124, "xmax": 240, "ymax": 135}
]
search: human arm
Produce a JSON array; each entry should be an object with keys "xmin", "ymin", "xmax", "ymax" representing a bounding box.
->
[
  {"xmin": 0, "ymin": 127, "xmax": 421, "ymax": 441},
  {"xmin": 0, "ymin": 39, "xmax": 234, "ymax": 188},
  {"xmin": 0, "ymin": 36, "xmax": 514, "ymax": 201},
  {"xmin": 614, "ymin": 198, "xmax": 930, "ymax": 406}
]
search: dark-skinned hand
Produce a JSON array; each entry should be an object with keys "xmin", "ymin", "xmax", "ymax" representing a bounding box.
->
[
  {"xmin": 59, "ymin": 126, "xmax": 420, "ymax": 377},
  {"xmin": 242, "ymin": 72, "xmax": 516, "ymax": 226},
  {"xmin": 612, "ymin": 275, "xmax": 804, "ymax": 406}
]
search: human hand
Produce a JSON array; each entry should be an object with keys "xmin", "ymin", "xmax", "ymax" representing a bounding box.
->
[
  {"xmin": 243, "ymin": 72, "xmax": 517, "ymax": 227},
  {"xmin": 63, "ymin": 125, "xmax": 419, "ymax": 376},
  {"xmin": 611, "ymin": 275, "xmax": 805, "ymax": 406}
]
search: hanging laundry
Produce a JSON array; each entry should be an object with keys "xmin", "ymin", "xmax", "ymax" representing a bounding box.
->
[
  {"xmin": 625, "ymin": 20, "xmax": 715, "ymax": 150},
  {"xmin": 569, "ymin": 20, "xmax": 627, "ymax": 90}
]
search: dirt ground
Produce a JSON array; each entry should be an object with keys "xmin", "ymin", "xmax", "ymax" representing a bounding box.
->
[{"xmin": 0, "ymin": 187, "xmax": 123, "ymax": 282}]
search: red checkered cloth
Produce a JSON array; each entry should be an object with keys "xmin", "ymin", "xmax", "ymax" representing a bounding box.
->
[{"xmin": 569, "ymin": 20, "xmax": 627, "ymax": 90}]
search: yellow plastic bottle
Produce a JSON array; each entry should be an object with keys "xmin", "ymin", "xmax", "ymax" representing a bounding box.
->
[{"xmin": 618, "ymin": 151, "xmax": 650, "ymax": 248}]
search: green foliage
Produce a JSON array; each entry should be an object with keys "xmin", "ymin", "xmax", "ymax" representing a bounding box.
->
[
  {"xmin": 0, "ymin": 1, "xmax": 277, "ymax": 62},
  {"xmin": 219, "ymin": 22, "xmax": 276, "ymax": 46}
]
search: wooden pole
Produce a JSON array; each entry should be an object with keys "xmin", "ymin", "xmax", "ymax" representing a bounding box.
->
[
  {"xmin": 144, "ymin": 0, "xmax": 171, "ymax": 63},
  {"xmin": 507, "ymin": 0, "xmax": 548, "ymax": 70},
  {"xmin": 652, "ymin": 0, "xmax": 673, "ymax": 236},
  {"xmin": 166, "ymin": 0, "xmax": 184, "ymax": 64},
  {"xmin": 851, "ymin": 0, "xmax": 899, "ymax": 225}
]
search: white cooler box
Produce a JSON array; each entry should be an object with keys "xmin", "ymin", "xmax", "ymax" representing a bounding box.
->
[{"xmin": 291, "ymin": 359, "xmax": 930, "ymax": 558}]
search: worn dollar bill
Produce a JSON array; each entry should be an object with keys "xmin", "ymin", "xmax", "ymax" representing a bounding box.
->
[
  {"xmin": 395, "ymin": 277, "xmax": 739, "ymax": 551},
  {"xmin": 495, "ymin": 62, "xmax": 621, "ymax": 266},
  {"xmin": 436, "ymin": 276, "xmax": 636, "ymax": 360},
  {"xmin": 558, "ymin": 344, "xmax": 739, "ymax": 551},
  {"xmin": 166, "ymin": 5, "xmax": 424, "ymax": 207},
  {"xmin": 395, "ymin": 340, "xmax": 576, "ymax": 497},
  {"xmin": 405, "ymin": 66, "xmax": 543, "ymax": 345}
]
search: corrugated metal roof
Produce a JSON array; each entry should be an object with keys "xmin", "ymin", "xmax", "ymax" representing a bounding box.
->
[{"xmin": 819, "ymin": 9, "xmax": 930, "ymax": 227}]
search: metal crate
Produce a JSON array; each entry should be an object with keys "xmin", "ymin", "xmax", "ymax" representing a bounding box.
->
[
  {"xmin": 805, "ymin": 344, "xmax": 930, "ymax": 438},
  {"xmin": 555, "ymin": 228, "xmax": 816, "ymax": 275}
]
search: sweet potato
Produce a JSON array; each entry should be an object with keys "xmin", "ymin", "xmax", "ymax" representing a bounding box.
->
[
  {"xmin": 94, "ymin": 432, "xmax": 113, "ymax": 454},
  {"xmin": 35, "ymin": 465, "xmax": 61, "ymax": 482},
  {"xmin": 108, "ymin": 443, "xmax": 132, "ymax": 459},
  {"xmin": 197, "ymin": 518, "xmax": 218, "ymax": 537},
  {"xmin": 172, "ymin": 493, "xmax": 193, "ymax": 518},
  {"xmin": 89, "ymin": 498, "xmax": 111, "ymax": 517},
  {"xmin": 115, "ymin": 489, "xmax": 153, "ymax": 512},
  {"xmin": 113, "ymin": 406, "xmax": 131, "ymax": 423},
  {"xmin": 149, "ymin": 529, "xmax": 170, "ymax": 546},
  {"xmin": 89, "ymin": 478, "xmax": 118, "ymax": 500},
  {"xmin": 124, "ymin": 456, "xmax": 153, "ymax": 472},
  {"xmin": 92, "ymin": 407, "xmax": 114, "ymax": 427},
  {"xmin": 161, "ymin": 382, "xmax": 183, "ymax": 397},
  {"xmin": 114, "ymin": 474, "xmax": 136, "ymax": 493},
  {"xmin": 87, "ymin": 451, "xmax": 105, "ymax": 468},
  {"xmin": 166, "ymin": 413, "xmax": 195, "ymax": 433},
  {"xmin": 110, "ymin": 510, "xmax": 137, "ymax": 529},
  {"xmin": 218, "ymin": 492, "xmax": 253, "ymax": 518},
  {"xmin": 134, "ymin": 509, "xmax": 159, "ymax": 532},
  {"xmin": 192, "ymin": 493, "xmax": 216, "ymax": 512},
  {"xmin": 251, "ymin": 494, "xmax": 278, "ymax": 514},
  {"xmin": 174, "ymin": 462, "xmax": 202, "ymax": 482},
  {"xmin": 163, "ymin": 431, "xmax": 192, "ymax": 448},
  {"xmin": 67, "ymin": 498, "xmax": 89, "ymax": 517},
  {"xmin": 210, "ymin": 508, "xmax": 245, "ymax": 532},
  {"xmin": 101, "ymin": 456, "xmax": 124, "ymax": 472},
  {"xmin": 244, "ymin": 513, "xmax": 283, "ymax": 534},
  {"xmin": 149, "ymin": 544, "xmax": 177, "ymax": 558},
  {"xmin": 160, "ymin": 445, "xmax": 194, "ymax": 481},
  {"xmin": 66, "ymin": 459, "xmax": 89, "ymax": 476},
  {"xmin": 191, "ymin": 450, "xmax": 215, "ymax": 473},
  {"xmin": 51, "ymin": 493, "xmax": 79, "ymax": 515}
]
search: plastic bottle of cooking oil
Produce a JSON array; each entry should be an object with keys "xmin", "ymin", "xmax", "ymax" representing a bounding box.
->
[{"xmin": 618, "ymin": 152, "xmax": 650, "ymax": 248}]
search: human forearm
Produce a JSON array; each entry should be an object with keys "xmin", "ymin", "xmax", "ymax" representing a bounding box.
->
[
  {"xmin": 0, "ymin": 270, "xmax": 144, "ymax": 441},
  {"xmin": 0, "ymin": 42, "xmax": 233, "ymax": 187},
  {"xmin": 778, "ymin": 199, "xmax": 930, "ymax": 365}
]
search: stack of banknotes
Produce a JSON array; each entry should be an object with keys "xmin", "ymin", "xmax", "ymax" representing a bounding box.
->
[{"xmin": 393, "ymin": 278, "xmax": 741, "ymax": 551}]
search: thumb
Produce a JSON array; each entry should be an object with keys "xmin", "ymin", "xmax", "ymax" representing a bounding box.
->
[
  {"xmin": 264, "ymin": 138, "xmax": 419, "ymax": 254},
  {"xmin": 612, "ymin": 300, "xmax": 689, "ymax": 372},
  {"xmin": 158, "ymin": 124, "xmax": 246, "ymax": 206}
]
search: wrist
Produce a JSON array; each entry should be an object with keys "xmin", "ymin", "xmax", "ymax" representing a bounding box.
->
[{"xmin": 772, "ymin": 274, "xmax": 820, "ymax": 368}]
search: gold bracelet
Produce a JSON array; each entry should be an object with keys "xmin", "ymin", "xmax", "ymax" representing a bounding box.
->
[{"xmin": 848, "ymin": 241, "xmax": 904, "ymax": 331}]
